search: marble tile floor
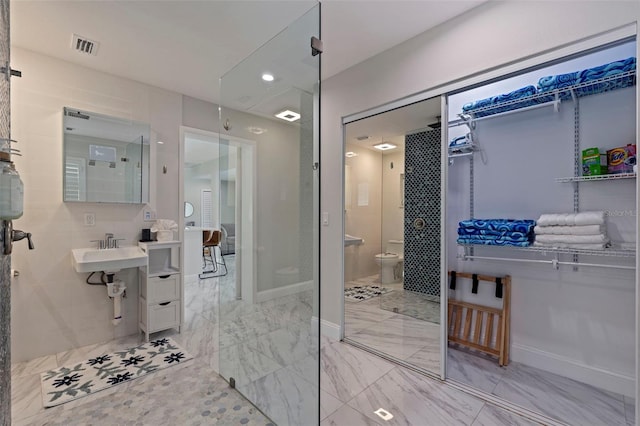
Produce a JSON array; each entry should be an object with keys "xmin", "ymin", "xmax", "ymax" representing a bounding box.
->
[
  {"xmin": 13, "ymin": 259, "xmax": 629, "ymax": 426},
  {"xmin": 448, "ymin": 347, "xmax": 636, "ymax": 426},
  {"xmin": 11, "ymin": 334, "xmax": 549, "ymax": 426},
  {"xmin": 344, "ymin": 277, "xmax": 636, "ymax": 426},
  {"xmin": 12, "ymin": 255, "xmax": 328, "ymax": 425}
]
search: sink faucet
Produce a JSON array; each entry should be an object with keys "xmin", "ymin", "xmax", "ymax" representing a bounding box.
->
[
  {"xmin": 91, "ymin": 233, "xmax": 124, "ymax": 249},
  {"xmin": 105, "ymin": 233, "xmax": 114, "ymax": 248}
]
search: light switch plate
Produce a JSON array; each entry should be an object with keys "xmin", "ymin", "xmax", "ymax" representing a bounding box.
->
[
  {"xmin": 143, "ymin": 208, "xmax": 157, "ymax": 222},
  {"xmin": 322, "ymin": 212, "xmax": 329, "ymax": 226}
]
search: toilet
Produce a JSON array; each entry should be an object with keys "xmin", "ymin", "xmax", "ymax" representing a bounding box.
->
[{"xmin": 374, "ymin": 240, "xmax": 404, "ymax": 284}]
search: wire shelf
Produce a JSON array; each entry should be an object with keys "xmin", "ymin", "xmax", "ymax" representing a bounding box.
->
[
  {"xmin": 448, "ymin": 143, "xmax": 476, "ymax": 159},
  {"xmin": 555, "ymin": 172, "xmax": 636, "ymax": 183},
  {"xmin": 459, "ymin": 244, "xmax": 635, "ymax": 258},
  {"xmin": 454, "ymin": 70, "xmax": 636, "ymax": 120}
]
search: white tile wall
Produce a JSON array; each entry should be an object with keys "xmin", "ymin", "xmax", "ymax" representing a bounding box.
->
[{"xmin": 10, "ymin": 47, "xmax": 182, "ymax": 362}]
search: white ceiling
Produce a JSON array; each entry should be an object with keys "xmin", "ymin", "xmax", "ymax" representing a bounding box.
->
[
  {"xmin": 345, "ymin": 95, "xmax": 441, "ymax": 152},
  {"xmin": 10, "ymin": 1, "xmax": 484, "ymax": 106}
]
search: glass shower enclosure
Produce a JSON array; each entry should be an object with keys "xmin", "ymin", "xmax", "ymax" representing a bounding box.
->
[{"xmin": 218, "ymin": 4, "xmax": 321, "ymax": 425}]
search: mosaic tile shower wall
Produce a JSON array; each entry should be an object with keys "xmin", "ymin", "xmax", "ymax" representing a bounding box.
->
[{"xmin": 404, "ymin": 129, "xmax": 441, "ymax": 296}]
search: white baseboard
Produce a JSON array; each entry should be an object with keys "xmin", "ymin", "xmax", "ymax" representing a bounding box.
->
[
  {"xmin": 311, "ymin": 316, "xmax": 341, "ymax": 341},
  {"xmin": 256, "ymin": 280, "xmax": 313, "ymax": 303},
  {"xmin": 511, "ymin": 343, "xmax": 635, "ymax": 397}
]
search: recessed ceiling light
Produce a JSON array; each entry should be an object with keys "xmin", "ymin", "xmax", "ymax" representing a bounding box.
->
[
  {"xmin": 345, "ymin": 152, "xmax": 358, "ymax": 158},
  {"xmin": 157, "ymin": 141, "xmax": 164, "ymax": 144},
  {"xmin": 275, "ymin": 110, "xmax": 300, "ymax": 122},
  {"xmin": 248, "ymin": 126, "xmax": 267, "ymax": 135},
  {"xmin": 262, "ymin": 73, "xmax": 274, "ymax": 82},
  {"xmin": 373, "ymin": 143, "xmax": 397, "ymax": 151}
]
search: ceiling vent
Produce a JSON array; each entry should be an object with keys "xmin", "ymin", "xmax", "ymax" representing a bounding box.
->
[
  {"xmin": 71, "ymin": 34, "xmax": 99, "ymax": 56},
  {"xmin": 356, "ymin": 135, "xmax": 370, "ymax": 141}
]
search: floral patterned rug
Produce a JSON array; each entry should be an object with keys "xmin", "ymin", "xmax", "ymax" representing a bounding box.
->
[
  {"xmin": 41, "ymin": 337, "xmax": 193, "ymax": 408},
  {"xmin": 344, "ymin": 285, "xmax": 390, "ymax": 302}
]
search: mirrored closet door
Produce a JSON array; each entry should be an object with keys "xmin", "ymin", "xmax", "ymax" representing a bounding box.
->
[
  {"xmin": 343, "ymin": 96, "xmax": 445, "ymax": 378},
  {"xmin": 445, "ymin": 38, "xmax": 637, "ymax": 426}
]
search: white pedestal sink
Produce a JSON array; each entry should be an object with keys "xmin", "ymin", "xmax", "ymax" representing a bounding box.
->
[{"xmin": 71, "ymin": 246, "xmax": 147, "ymax": 273}]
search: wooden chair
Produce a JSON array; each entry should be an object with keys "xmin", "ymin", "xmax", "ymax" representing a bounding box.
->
[
  {"xmin": 200, "ymin": 229, "xmax": 227, "ymax": 278},
  {"xmin": 447, "ymin": 271, "xmax": 511, "ymax": 366}
]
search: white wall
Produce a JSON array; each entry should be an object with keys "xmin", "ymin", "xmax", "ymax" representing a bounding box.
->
[
  {"xmin": 321, "ymin": 0, "xmax": 640, "ymax": 332},
  {"xmin": 344, "ymin": 144, "xmax": 382, "ymax": 282},
  {"xmin": 184, "ymin": 160, "xmax": 219, "ymax": 227},
  {"xmin": 448, "ymin": 73, "xmax": 636, "ymax": 394},
  {"xmin": 382, "ymin": 150, "xmax": 404, "ymax": 247},
  {"xmin": 10, "ymin": 47, "xmax": 182, "ymax": 362},
  {"xmin": 11, "ymin": 49, "xmax": 313, "ymax": 362}
]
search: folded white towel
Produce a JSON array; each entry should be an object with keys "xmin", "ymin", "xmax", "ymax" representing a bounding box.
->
[
  {"xmin": 533, "ymin": 242, "xmax": 609, "ymax": 250},
  {"xmin": 534, "ymin": 224, "xmax": 604, "ymax": 235},
  {"xmin": 537, "ymin": 211, "xmax": 605, "ymax": 227},
  {"xmin": 535, "ymin": 234, "xmax": 608, "ymax": 244}
]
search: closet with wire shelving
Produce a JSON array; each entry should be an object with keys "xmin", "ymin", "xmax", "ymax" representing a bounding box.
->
[{"xmin": 444, "ymin": 39, "xmax": 637, "ymax": 426}]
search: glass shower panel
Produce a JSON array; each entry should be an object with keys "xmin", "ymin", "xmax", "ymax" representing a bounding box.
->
[{"xmin": 218, "ymin": 4, "xmax": 320, "ymax": 425}]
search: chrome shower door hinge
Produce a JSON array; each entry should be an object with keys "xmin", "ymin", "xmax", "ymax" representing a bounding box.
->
[
  {"xmin": 0, "ymin": 63, "xmax": 22, "ymax": 81},
  {"xmin": 311, "ymin": 37, "xmax": 323, "ymax": 56}
]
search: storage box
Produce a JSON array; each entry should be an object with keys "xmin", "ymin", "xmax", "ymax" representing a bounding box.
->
[
  {"xmin": 607, "ymin": 144, "xmax": 636, "ymax": 174},
  {"xmin": 582, "ymin": 147, "xmax": 607, "ymax": 176}
]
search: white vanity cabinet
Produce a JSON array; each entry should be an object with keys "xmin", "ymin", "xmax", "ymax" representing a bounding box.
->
[{"xmin": 138, "ymin": 241, "xmax": 182, "ymax": 341}]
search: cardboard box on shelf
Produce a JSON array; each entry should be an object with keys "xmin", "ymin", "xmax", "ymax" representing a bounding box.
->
[
  {"xmin": 607, "ymin": 144, "xmax": 636, "ymax": 174},
  {"xmin": 582, "ymin": 147, "xmax": 607, "ymax": 176}
]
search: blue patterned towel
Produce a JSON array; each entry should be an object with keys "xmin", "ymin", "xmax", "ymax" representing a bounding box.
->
[
  {"xmin": 457, "ymin": 236, "xmax": 532, "ymax": 247},
  {"xmin": 458, "ymin": 219, "xmax": 536, "ymax": 234},
  {"xmin": 538, "ymin": 57, "xmax": 636, "ymax": 94},
  {"xmin": 457, "ymin": 234, "xmax": 532, "ymax": 244},
  {"xmin": 457, "ymin": 228, "xmax": 529, "ymax": 239},
  {"xmin": 462, "ymin": 85, "xmax": 538, "ymax": 117}
]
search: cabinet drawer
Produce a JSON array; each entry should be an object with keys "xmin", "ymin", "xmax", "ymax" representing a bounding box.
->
[
  {"xmin": 143, "ymin": 274, "xmax": 180, "ymax": 304},
  {"xmin": 149, "ymin": 301, "xmax": 181, "ymax": 332}
]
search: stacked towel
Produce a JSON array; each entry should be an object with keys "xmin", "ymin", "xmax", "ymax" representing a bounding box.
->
[
  {"xmin": 536, "ymin": 211, "xmax": 605, "ymax": 227},
  {"xmin": 457, "ymin": 219, "xmax": 535, "ymax": 247},
  {"xmin": 461, "ymin": 57, "xmax": 636, "ymax": 118},
  {"xmin": 534, "ymin": 211, "xmax": 609, "ymax": 250},
  {"xmin": 538, "ymin": 57, "xmax": 636, "ymax": 94},
  {"xmin": 462, "ymin": 85, "xmax": 538, "ymax": 117}
]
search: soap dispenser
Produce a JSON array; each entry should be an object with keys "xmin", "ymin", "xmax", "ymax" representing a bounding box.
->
[
  {"xmin": 0, "ymin": 139, "xmax": 23, "ymax": 220},
  {"xmin": 0, "ymin": 138, "xmax": 33, "ymax": 255}
]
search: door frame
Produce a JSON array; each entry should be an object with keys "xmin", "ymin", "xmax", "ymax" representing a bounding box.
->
[{"xmin": 179, "ymin": 126, "xmax": 257, "ymax": 303}]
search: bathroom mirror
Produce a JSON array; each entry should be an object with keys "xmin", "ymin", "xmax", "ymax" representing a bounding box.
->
[
  {"xmin": 184, "ymin": 201, "xmax": 194, "ymax": 218},
  {"xmin": 63, "ymin": 107, "xmax": 150, "ymax": 203},
  {"xmin": 343, "ymin": 95, "xmax": 443, "ymax": 378}
]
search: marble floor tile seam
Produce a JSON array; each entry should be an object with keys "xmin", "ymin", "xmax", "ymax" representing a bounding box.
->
[
  {"xmin": 345, "ymin": 333, "xmax": 427, "ymax": 363},
  {"xmin": 333, "ymin": 396, "xmax": 385, "ymax": 426},
  {"xmin": 346, "ymin": 366, "xmax": 486, "ymax": 426},
  {"xmin": 317, "ymin": 341, "xmax": 396, "ymax": 404},
  {"xmin": 496, "ymin": 360, "xmax": 627, "ymax": 405},
  {"xmin": 11, "ymin": 354, "xmax": 59, "ymax": 378}
]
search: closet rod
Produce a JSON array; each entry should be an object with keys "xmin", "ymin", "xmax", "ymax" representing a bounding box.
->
[{"xmin": 461, "ymin": 254, "xmax": 635, "ymax": 270}]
